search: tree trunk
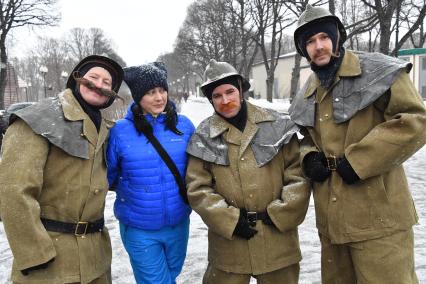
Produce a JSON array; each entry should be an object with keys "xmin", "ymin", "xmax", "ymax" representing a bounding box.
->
[
  {"xmin": 245, "ymin": 43, "xmax": 259, "ymax": 80},
  {"xmin": 379, "ymin": 23, "xmax": 392, "ymax": 55},
  {"xmin": 266, "ymin": 73, "xmax": 274, "ymax": 102},
  {"xmin": 395, "ymin": 4, "xmax": 400, "ymax": 53},
  {"xmin": 0, "ymin": 39, "xmax": 7, "ymax": 110},
  {"xmin": 329, "ymin": 0, "xmax": 336, "ymax": 15},
  {"xmin": 290, "ymin": 53, "xmax": 302, "ymax": 103}
]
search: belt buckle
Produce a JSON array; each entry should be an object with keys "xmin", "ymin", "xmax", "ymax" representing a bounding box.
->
[
  {"xmin": 246, "ymin": 212, "xmax": 257, "ymax": 227},
  {"xmin": 75, "ymin": 221, "xmax": 89, "ymax": 237},
  {"xmin": 326, "ymin": 155, "xmax": 338, "ymax": 171}
]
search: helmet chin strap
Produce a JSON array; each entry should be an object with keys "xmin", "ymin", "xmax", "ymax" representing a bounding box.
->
[
  {"xmin": 333, "ymin": 26, "xmax": 341, "ymax": 57},
  {"xmin": 238, "ymin": 78, "xmax": 244, "ymax": 102}
]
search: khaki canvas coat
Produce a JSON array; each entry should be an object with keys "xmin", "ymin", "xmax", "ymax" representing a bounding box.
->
[
  {"xmin": 186, "ymin": 103, "xmax": 310, "ymax": 275},
  {"xmin": 0, "ymin": 90, "xmax": 112, "ymax": 283},
  {"xmin": 294, "ymin": 50, "xmax": 426, "ymax": 244}
]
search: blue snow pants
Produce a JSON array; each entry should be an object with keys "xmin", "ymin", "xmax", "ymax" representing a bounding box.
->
[{"xmin": 119, "ymin": 218, "xmax": 190, "ymax": 284}]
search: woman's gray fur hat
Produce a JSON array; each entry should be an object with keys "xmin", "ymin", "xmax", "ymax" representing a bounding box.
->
[{"xmin": 124, "ymin": 62, "xmax": 169, "ymax": 103}]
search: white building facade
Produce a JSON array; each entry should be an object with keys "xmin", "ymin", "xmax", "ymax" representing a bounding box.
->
[
  {"xmin": 250, "ymin": 52, "xmax": 312, "ymax": 99},
  {"xmin": 398, "ymin": 48, "xmax": 426, "ymax": 99}
]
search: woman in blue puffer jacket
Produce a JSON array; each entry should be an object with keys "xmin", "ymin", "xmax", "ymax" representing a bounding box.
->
[{"xmin": 107, "ymin": 62, "xmax": 195, "ymax": 284}]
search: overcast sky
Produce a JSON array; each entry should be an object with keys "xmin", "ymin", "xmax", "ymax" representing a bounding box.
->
[{"xmin": 9, "ymin": 0, "xmax": 195, "ymax": 66}]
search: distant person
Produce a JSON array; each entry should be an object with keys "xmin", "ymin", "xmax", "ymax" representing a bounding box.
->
[
  {"xmin": 186, "ymin": 59, "xmax": 310, "ymax": 284},
  {"xmin": 0, "ymin": 55, "xmax": 124, "ymax": 283},
  {"xmin": 107, "ymin": 62, "xmax": 195, "ymax": 284},
  {"xmin": 289, "ymin": 4, "xmax": 426, "ymax": 283},
  {"xmin": 0, "ymin": 114, "xmax": 6, "ymax": 149}
]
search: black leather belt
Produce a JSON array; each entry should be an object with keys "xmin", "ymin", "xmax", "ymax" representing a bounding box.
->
[
  {"xmin": 245, "ymin": 211, "xmax": 269, "ymax": 227},
  {"xmin": 41, "ymin": 217, "xmax": 104, "ymax": 236}
]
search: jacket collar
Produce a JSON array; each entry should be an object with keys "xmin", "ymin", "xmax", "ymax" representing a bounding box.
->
[
  {"xmin": 60, "ymin": 89, "xmax": 108, "ymax": 150},
  {"xmin": 304, "ymin": 50, "xmax": 362, "ymax": 99},
  {"xmin": 209, "ymin": 102, "xmax": 276, "ymax": 158},
  {"xmin": 209, "ymin": 101, "xmax": 275, "ymax": 138},
  {"xmin": 60, "ymin": 89, "xmax": 87, "ymax": 121}
]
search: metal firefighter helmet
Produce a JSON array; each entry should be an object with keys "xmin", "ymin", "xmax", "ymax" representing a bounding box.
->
[
  {"xmin": 200, "ymin": 59, "xmax": 250, "ymax": 98},
  {"xmin": 294, "ymin": 4, "xmax": 347, "ymax": 56}
]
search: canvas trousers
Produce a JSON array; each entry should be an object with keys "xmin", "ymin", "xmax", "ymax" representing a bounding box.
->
[
  {"xmin": 202, "ymin": 262, "xmax": 299, "ymax": 284},
  {"xmin": 119, "ymin": 218, "xmax": 190, "ymax": 284},
  {"xmin": 319, "ymin": 229, "xmax": 418, "ymax": 284}
]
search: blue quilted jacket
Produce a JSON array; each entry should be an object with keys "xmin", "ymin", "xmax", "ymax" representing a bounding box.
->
[{"xmin": 107, "ymin": 103, "xmax": 194, "ymax": 230}]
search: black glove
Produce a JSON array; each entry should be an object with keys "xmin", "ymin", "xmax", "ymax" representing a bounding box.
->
[
  {"xmin": 21, "ymin": 258, "xmax": 54, "ymax": 276},
  {"xmin": 233, "ymin": 209, "xmax": 258, "ymax": 240},
  {"xmin": 303, "ymin": 152, "xmax": 331, "ymax": 182},
  {"xmin": 336, "ymin": 156, "xmax": 360, "ymax": 185}
]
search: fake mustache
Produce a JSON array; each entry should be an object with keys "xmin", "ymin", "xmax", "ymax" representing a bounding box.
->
[
  {"xmin": 73, "ymin": 72, "xmax": 123, "ymax": 101},
  {"xmin": 216, "ymin": 101, "xmax": 239, "ymax": 113}
]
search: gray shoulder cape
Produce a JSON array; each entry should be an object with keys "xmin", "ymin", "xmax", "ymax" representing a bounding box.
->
[
  {"xmin": 289, "ymin": 51, "xmax": 412, "ymax": 127},
  {"xmin": 186, "ymin": 107, "xmax": 299, "ymax": 167},
  {"xmin": 10, "ymin": 95, "xmax": 89, "ymax": 159}
]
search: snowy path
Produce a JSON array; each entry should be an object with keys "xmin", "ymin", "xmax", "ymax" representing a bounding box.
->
[{"xmin": 1, "ymin": 97, "xmax": 425, "ymax": 283}]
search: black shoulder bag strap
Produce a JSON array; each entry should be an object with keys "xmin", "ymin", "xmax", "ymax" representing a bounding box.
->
[{"xmin": 145, "ymin": 131, "xmax": 189, "ymax": 204}]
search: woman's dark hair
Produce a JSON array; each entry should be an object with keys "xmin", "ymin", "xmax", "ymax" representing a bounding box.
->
[{"xmin": 132, "ymin": 100, "xmax": 183, "ymax": 136}]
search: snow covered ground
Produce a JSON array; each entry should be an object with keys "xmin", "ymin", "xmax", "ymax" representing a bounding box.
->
[{"xmin": 0, "ymin": 96, "xmax": 425, "ymax": 283}]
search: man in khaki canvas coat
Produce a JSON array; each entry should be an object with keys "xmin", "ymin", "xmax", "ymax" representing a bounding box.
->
[
  {"xmin": 0, "ymin": 55, "xmax": 123, "ymax": 284},
  {"xmin": 289, "ymin": 4, "xmax": 426, "ymax": 283},
  {"xmin": 186, "ymin": 59, "xmax": 310, "ymax": 284}
]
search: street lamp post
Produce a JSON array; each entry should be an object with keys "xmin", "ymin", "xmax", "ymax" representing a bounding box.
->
[
  {"xmin": 0, "ymin": 62, "xmax": 7, "ymax": 108},
  {"xmin": 27, "ymin": 82, "xmax": 32, "ymax": 101},
  {"xmin": 61, "ymin": 71, "xmax": 68, "ymax": 88},
  {"xmin": 39, "ymin": 66, "xmax": 48, "ymax": 98},
  {"xmin": 24, "ymin": 84, "xmax": 29, "ymax": 101},
  {"xmin": 176, "ymin": 79, "xmax": 181, "ymax": 94},
  {"xmin": 192, "ymin": 72, "xmax": 203, "ymax": 97}
]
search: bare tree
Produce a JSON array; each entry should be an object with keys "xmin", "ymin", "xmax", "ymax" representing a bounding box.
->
[
  {"xmin": 173, "ymin": 0, "xmax": 260, "ymax": 84},
  {"xmin": 226, "ymin": 0, "xmax": 259, "ymax": 80},
  {"xmin": 365, "ymin": 0, "xmax": 402, "ymax": 54},
  {"xmin": 404, "ymin": 1, "xmax": 426, "ymax": 50},
  {"xmin": 358, "ymin": 0, "xmax": 426, "ymax": 54},
  {"xmin": 32, "ymin": 37, "xmax": 72, "ymax": 96},
  {"xmin": 250, "ymin": 0, "xmax": 295, "ymax": 102},
  {"xmin": 174, "ymin": 0, "xmax": 240, "ymax": 68},
  {"xmin": 391, "ymin": 0, "xmax": 426, "ymax": 54},
  {"xmin": 329, "ymin": 0, "xmax": 336, "ymax": 14},
  {"xmin": 407, "ymin": 7, "xmax": 426, "ymax": 48},
  {"xmin": 12, "ymin": 54, "xmax": 42, "ymax": 101},
  {"xmin": 334, "ymin": 0, "xmax": 381, "ymax": 51},
  {"xmin": 0, "ymin": 0, "xmax": 60, "ymax": 109},
  {"xmin": 66, "ymin": 28, "xmax": 126, "ymax": 66},
  {"xmin": 409, "ymin": 31, "xmax": 426, "ymax": 48},
  {"xmin": 11, "ymin": 28, "xmax": 125, "ymax": 102}
]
